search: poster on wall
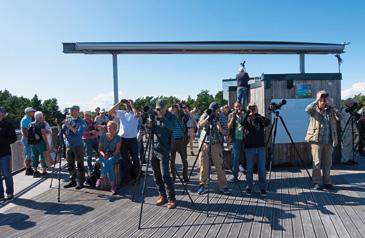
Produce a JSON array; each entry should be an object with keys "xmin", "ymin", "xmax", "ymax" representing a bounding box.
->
[
  {"xmin": 270, "ymin": 98, "xmax": 314, "ymax": 144},
  {"xmin": 296, "ymin": 84, "xmax": 312, "ymax": 98}
]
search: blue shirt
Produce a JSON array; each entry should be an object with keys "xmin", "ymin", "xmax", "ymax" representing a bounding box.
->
[
  {"xmin": 63, "ymin": 117, "xmax": 87, "ymax": 148},
  {"xmin": 116, "ymin": 110, "xmax": 139, "ymax": 138},
  {"xmin": 20, "ymin": 115, "xmax": 32, "ymax": 131}
]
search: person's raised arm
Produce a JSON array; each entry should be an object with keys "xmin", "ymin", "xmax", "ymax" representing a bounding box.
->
[{"xmin": 109, "ymin": 101, "xmax": 122, "ymax": 117}]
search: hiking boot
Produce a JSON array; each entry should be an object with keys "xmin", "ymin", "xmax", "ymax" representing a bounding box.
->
[
  {"xmin": 64, "ymin": 181, "xmax": 76, "ymax": 188},
  {"xmin": 261, "ymin": 189, "xmax": 267, "ymax": 197},
  {"xmin": 197, "ymin": 185, "xmax": 205, "ymax": 195},
  {"xmin": 6, "ymin": 194, "xmax": 14, "ymax": 201},
  {"xmin": 33, "ymin": 171, "xmax": 41, "ymax": 178},
  {"xmin": 75, "ymin": 183, "xmax": 84, "ymax": 190},
  {"xmin": 219, "ymin": 187, "xmax": 231, "ymax": 195},
  {"xmin": 25, "ymin": 168, "xmax": 34, "ymax": 176},
  {"xmin": 324, "ymin": 184, "xmax": 333, "ymax": 190},
  {"xmin": 228, "ymin": 176, "xmax": 238, "ymax": 183},
  {"xmin": 155, "ymin": 195, "xmax": 168, "ymax": 206},
  {"xmin": 313, "ymin": 183, "xmax": 322, "ymax": 190},
  {"xmin": 167, "ymin": 199, "xmax": 176, "ymax": 209}
]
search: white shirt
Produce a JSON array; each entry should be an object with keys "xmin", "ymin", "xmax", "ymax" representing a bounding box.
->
[{"xmin": 116, "ymin": 110, "xmax": 139, "ymax": 138}]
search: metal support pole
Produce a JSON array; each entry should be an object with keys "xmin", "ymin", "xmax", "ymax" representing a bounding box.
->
[
  {"xmin": 299, "ymin": 54, "xmax": 305, "ymax": 73},
  {"xmin": 112, "ymin": 53, "xmax": 119, "ymax": 104}
]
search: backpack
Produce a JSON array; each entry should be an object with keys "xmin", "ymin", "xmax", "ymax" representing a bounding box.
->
[{"xmin": 27, "ymin": 122, "xmax": 42, "ymax": 145}]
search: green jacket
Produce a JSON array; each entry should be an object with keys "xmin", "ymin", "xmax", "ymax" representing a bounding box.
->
[{"xmin": 305, "ymin": 101, "xmax": 340, "ymax": 147}]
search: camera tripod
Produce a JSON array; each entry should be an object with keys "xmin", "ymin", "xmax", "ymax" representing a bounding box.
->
[
  {"xmin": 133, "ymin": 128, "xmax": 195, "ymax": 229},
  {"xmin": 341, "ymin": 112, "xmax": 358, "ymax": 164},
  {"xmin": 49, "ymin": 123, "xmax": 65, "ymax": 202},
  {"xmin": 266, "ymin": 110, "xmax": 312, "ymax": 190}
]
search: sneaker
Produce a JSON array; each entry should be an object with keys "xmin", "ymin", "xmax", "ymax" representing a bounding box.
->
[
  {"xmin": 228, "ymin": 176, "xmax": 238, "ymax": 183},
  {"xmin": 33, "ymin": 171, "xmax": 41, "ymax": 178},
  {"xmin": 260, "ymin": 189, "xmax": 267, "ymax": 197},
  {"xmin": 6, "ymin": 194, "xmax": 14, "ymax": 201},
  {"xmin": 95, "ymin": 179, "xmax": 102, "ymax": 188},
  {"xmin": 197, "ymin": 185, "xmax": 205, "ymax": 195},
  {"xmin": 75, "ymin": 183, "xmax": 84, "ymax": 190},
  {"xmin": 111, "ymin": 185, "xmax": 117, "ymax": 195},
  {"xmin": 324, "ymin": 184, "xmax": 333, "ymax": 190},
  {"xmin": 25, "ymin": 168, "xmax": 34, "ymax": 176},
  {"xmin": 167, "ymin": 199, "xmax": 176, "ymax": 209},
  {"xmin": 64, "ymin": 181, "xmax": 76, "ymax": 188},
  {"xmin": 155, "ymin": 195, "xmax": 168, "ymax": 206},
  {"xmin": 246, "ymin": 188, "xmax": 252, "ymax": 195},
  {"xmin": 313, "ymin": 183, "xmax": 322, "ymax": 190},
  {"xmin": 220, "ymin": 187, "xmax": 231, "ymax": 195}
]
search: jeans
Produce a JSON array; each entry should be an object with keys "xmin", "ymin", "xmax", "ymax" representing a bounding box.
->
[
  {"xmin": 121, "ymin": 137, "xmax": 140, "ymax": 180},
  {"xmin": 245, "ymin": 147, "xmax": 267, "ymax": 190},
  {"xmin": 151, "ymin": 151, "xmax": 175, "ymax": 199},
  {"xmin": 83, "ymin": 138, "xmax": 99, "ymax": 170},
  {"xmin": 31, "ymin": 141, "xmax": 47, "ymax": 168},
  {"xmin": 0, "ymin": 155, "xmax": 14, "ymax": 196},
  {"xmin": 97, "ymin": 156, "xmax": 118, "ymax": 184},
  {"xmin": 21, "ymin": 137, "xmax": 32, "ymax": 161},
  {"xmin": 237, "ymin": 87, "xmax": 248, "ymax": 109},
  {"xmin": 232, "ymin": 139, "xmax": 243, "ymax": 178}
]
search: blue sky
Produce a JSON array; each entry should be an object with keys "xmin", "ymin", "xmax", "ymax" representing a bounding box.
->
[{"xmin": 1, "ymin": 0, "xmax": 364, "ymax": 110}]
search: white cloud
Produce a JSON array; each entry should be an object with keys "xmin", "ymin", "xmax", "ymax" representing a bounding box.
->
[
  {"xmin": 60, "ymin": 91, "xmax": 123, "ymax": 111},
  {"xmin": 341, "ymin": 82, "xmax": 365, "ymax": 99}
]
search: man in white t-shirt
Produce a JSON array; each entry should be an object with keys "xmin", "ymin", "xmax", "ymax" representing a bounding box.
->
[{"xmin": 109, "ymin": 99, "xmax": 140, "ymax": 184}]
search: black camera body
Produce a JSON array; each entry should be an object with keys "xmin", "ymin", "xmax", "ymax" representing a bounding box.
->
[
  {"xmin": 345, "ymin": 102, "xmax": 358, "ymax": 114},
  {"xmin": 269, "ymin": 99, "xmax": 287, "ymax": 111}
]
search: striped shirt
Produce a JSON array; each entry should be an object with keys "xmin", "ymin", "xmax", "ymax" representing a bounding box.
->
[{"xmin": 172, "ymin": 118, "xmax": 185, "ymax": 139}]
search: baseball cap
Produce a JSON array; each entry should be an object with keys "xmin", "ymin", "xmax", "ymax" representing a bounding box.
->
[
  {"xmin": 156, "ymin": 99, "xmax": 166, "ymax": 109},
  {"xmin": 71, "ymin": 105, "xmax": 80, "ymax": 111},
  {"xmin": 24, "ymin": 107, "xmax": 36, "ymax": 113}
]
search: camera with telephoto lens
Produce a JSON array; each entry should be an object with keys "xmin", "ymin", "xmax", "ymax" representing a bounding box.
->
[
  {"xmin": 268, "ymin": 99, "xmax": 287, "ymax": 111},
  {"xmin": 345, "ymin": 102, "xmax": 358, "ymax": 114},
  {"xmin": 53, "ymin": 108, "xmax": 70, "ymax": 124},
  {"xmin": 141, "ymin": 106, "xmax": 158, "ymax": 125}
]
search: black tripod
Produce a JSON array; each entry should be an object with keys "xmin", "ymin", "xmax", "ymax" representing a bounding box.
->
[
  {"xmin": 341, "ymin": 112, "xmax": 358, "ymax": 164},
  {"xmin": 49, "ymin": 123, "xmax": 65, "ymax": 202},
  {"xmin": 136, "ymin": 128, "xmax": 195, "ymax": 229},
  {"xmin": 266, "ymin": 110, "xmax": 312, "ymax": 190}
]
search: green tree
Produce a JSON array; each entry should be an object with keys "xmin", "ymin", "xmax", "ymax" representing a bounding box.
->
[
  {"xmin": 214, "ymin": 90, "xmax": 228, "ymax": 107},
  {"xmin": 30, "ymin": 94, "xmax": 42, "ymax": 111},
  {"xmin": 195, "ymin": 90, "xmax": 214, "ymax": 111},
  {"xmin": 42, "ymin": 98, "xmax": 59, "ymax": 125}
]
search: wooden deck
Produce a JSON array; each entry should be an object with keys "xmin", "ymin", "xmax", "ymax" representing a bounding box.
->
[{"xmin": 1, "ymin": 151, "xmax": 365, "ymax": 238}]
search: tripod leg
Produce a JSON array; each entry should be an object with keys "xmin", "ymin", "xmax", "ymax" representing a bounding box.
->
[
  {"xmin": 49, "ymin": 154, "xmax": 57, "ymax": 188},
  {"xmin": 278, "ymin": 116, "xmax": 312, "ymax": 180},
  {"xmin": 138, "ymin": 136, "xmax": 153, "ymax": 229},
  {"xmin": 188, "ymin": 133, "xmax": 207, "ymax": 181},
  {"xmin": 58, "ymin": 151, "xmax": 62, "ymax": 202},
  {"xmin": 175, "ymin": 170, "xmax": 195, "ymax": 206},
  {"xmin": 267, "ymin": 117, "xmax": 278, "ymax": 191},
  {"xmin": 133, "ymin": 135, "xmax": 152, "ymax": 201}
]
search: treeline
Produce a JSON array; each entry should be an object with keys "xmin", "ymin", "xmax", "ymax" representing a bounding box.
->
[
  {"xmin": 134, "ymin": 90, "xmax": 227, "ymax": 113},
  {"xmin": 0, "ymin": 89, "xmax": 227, "ymax": 129},
  {"xmin": 0, "ymin": 90, "xmax": 60, "ymax": 129}
]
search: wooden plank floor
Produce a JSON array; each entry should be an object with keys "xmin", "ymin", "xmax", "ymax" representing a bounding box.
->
[{"xmin": 1, "ymin": 151, "xmax": 365, "ymax": 238}]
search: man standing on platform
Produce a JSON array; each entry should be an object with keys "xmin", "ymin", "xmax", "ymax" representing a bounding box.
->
[
  {"xmin": 305, "ymin": 90, "xmax": 341, "ymax": 190},
  {"xmin": 20, "ymin": 107, "xmax": 36, "ymax": 176},
  {"xmin": 109, "ymin": 99, "xmax": 140, "ymax": 184},
  {"xmin": 63, "ymin": 105, "xmax": 87, "ymax": 190},
  {"xmin": 147, "ymin": 99, "xmax": 177, "ymax": 209},
  {"xmin": 236, "ymin": 63, "xmax": 250, "ymax": 109}
]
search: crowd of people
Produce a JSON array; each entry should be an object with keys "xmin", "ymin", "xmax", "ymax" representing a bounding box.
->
[{"xmin": 1, "ymin": 86, "xmax": 365, "ymax": 207}]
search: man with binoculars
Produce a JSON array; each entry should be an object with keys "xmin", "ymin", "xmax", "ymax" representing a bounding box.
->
[{"xmin": 305, "ymin": 90, "xmax": 341, "ymax": 190}]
